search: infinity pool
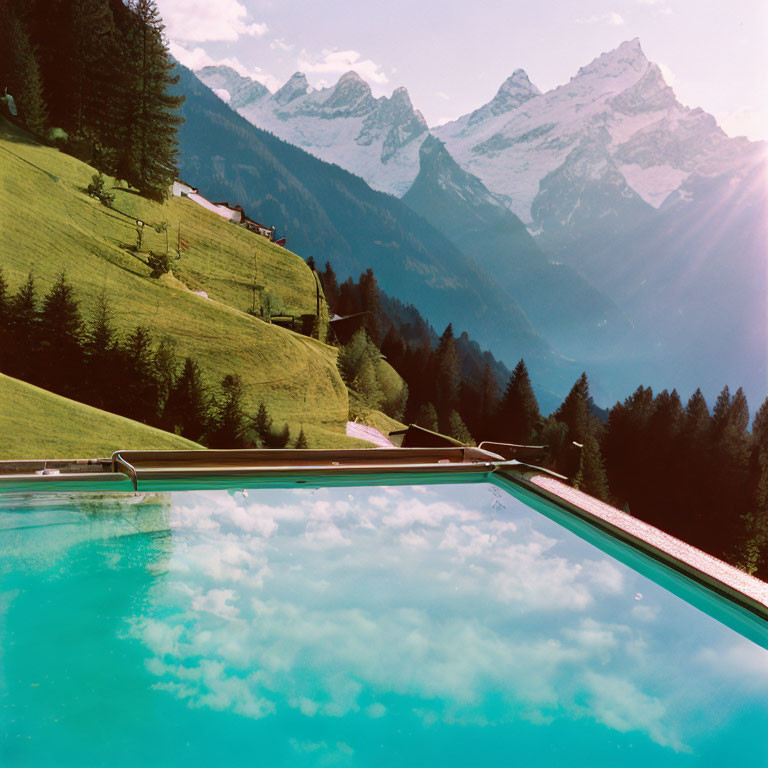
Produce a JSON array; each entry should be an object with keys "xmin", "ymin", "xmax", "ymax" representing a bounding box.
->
[{"xmin": 1, "ymin": 479, "xmax": 767, "ymax": 766}]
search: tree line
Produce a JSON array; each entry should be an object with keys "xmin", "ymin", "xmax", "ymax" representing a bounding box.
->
[
  {"xmin": 319, "ymin": 262, "xmax": 509, "ymax": 443},
  {"xmin": 318, "ymin": 260, "xmax": 768, "ymax": 578},
  {"xmin": 0, "ymin": 270, "xmax": 305, "ymax": 449},
  {"xmin": 0, "ymin": 0, "xmax": 183, "ymax": 199}
]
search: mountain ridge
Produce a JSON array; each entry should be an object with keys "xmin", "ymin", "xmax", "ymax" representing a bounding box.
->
[
  {"xmin": 174, "ymin": 64, "xmax": 579, "ymax": 406},
  {"xmin": 402, "ymin": 136, "xmax": 631, "ymax": 361},
  {"xmin": 197, "ymin": 65, "xmax": 429, "ymax": 197}
]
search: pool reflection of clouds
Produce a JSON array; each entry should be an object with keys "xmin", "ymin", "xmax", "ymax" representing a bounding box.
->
[{"xmin": 127, "ymin": 483, "xmax": 768, "ymax": 754}]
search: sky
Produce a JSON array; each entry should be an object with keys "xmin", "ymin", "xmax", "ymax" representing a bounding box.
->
[{"xmin": 159, "ymin": 0, "xmax": 768, "ymax": 141}]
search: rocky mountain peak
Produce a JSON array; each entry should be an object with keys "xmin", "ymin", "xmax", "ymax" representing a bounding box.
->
[
  {"xmin": 195, "ymin": 65, "xmax": 271, "ymax": 110},
  {"xmin": 574, "ymin": 38, "xmax": 649, "ymax": 82},
  {"xmin": 328, "ymin": 71, "xmax": 373, "ymax": 105},
  {"xmin": 466, "ymin": 68, "xmax": 541, "ymax": 127},
  {"xmin": 377, "ymin": 86, "xmax": 427, "ymax": 130},
  {"xmin": 274, "ymin": 72, "xmax": 310, "ymax": 105},
  {"xmin": 418, "ymin": 134, "xmax": 453, "ymax": 168},
  {"xmin": 488, "ymin": 69, "xmax": 541, "ymax": 114}
]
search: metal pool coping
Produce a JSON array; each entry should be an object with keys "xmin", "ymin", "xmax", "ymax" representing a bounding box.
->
[{"xmin": 1, "ymin": 448, "xmax": 767, "ymax": 630}]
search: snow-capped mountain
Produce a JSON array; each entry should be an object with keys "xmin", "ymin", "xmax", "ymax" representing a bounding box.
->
[
  {"xmin": 196, "ymin": 66, "xmax": 429, "ymax": 196},
  {"xmin": 431, "ymin": 39, "xmax": 768, "ymax": 407},
  {"xmin": 433, "ymin": 38, "xmax": 766, "ymax": 228},
  {"xmin": 196, "ymin": 65, "xmax": 270, "ymax": 110},
  {"xmin": 193, "ymin": 45, "xmax": 768, "ymax": 405}
]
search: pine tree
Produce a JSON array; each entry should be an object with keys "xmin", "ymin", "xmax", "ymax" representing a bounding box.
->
[
  {"xmin": 7, "ymin": 273, "xmax": 40, "ymax": 382},
  {"xmin": 152, "ymin": 336, "xmax": 178, "ymax": 417},
  {"xmin": 320, "ymin": 262, "xmax": 340, "ymax": 312},
  {"xmin": 352, "ymin": 355, "xmax": 382, "ymax": 409},
  {"xmin": 337, "ymin": 328, "xmax": 372, "ymax": 384},
  {"xmin": 35, "ymin": 273, "xmax": 84, "ymax": 396},
  {"xmin": 164, "ymin": 356, "xmax": 209, "ymax": 441},
  {"xmin": 69, "ymin": 0, "xmax": 123, "ymax": 166},
  {"xmin": 541, "ymin": 416, "xmax": 569, "ymax": 471},
  {"xmin": 447, "ymin": 410, "xmax": 474, "ymax": 445},
  {"xmin": 382, "ymin": 378, "xmax": 408, "ymax": 422},
  {"xmin": 264, "ymin": 422, "xmax": 291, "ymax": 449},
  {"xmin": 295, "ymin": 427, "xmax": 308, "ymax": 449},
  {"xmin": 554, "ymin": 372, "xmax": 592, "ymax": 444},
  {"xmin": 496, "ymin": 359, "xmax": 540, "ymax": 444},
  {"xmin": 119, "ymin": 325, "xmax": 160, "ymax": 423},
  {"xmin": 477, "ymin": 364, "xmax": 499, "ymax": 441},
  {"xmin": 337, "ymin": 280, "xmax": 360, "ymax": 317},
  {"xmin": 602, "ymin": 386, "xmax": 654, "ymax": 510},
  {"xmin": 415, "ymin": 402, "xmax": 439, "ymax": 432},
  {"xmin": 358, "ymin": 268, "xmax": 382, "ymax": 343},
  {"xmin": 82, "ymin": 292, "xmax": 121, "ymax": 410},
  {"xmin": 208, "ymin": 374, "xmax": 247, "ymax": 448},
  {"xmin": 251, "ymin": 402, "xmax": 273, "ymax": 446},
  {"xmin": 705, "ymin": 386, "xmax": 751, "ymax": 555},
  {"xmin": 0, "ymin": 8, "xmax": 47, "ymax": 135},
  {"xmin": 120, "ymin": 0, "xmax": 184, "ymax": 197},
  {"xmin": 381, "ymin": 326, "xmax": 406, "ymax": 371},
  {"xmin": 552, "ymin": 372, "xmax": 594, "ymax": 477},
  {"xmin": 434, "ymin": 324, "xmax": 460, "ymax": 429},
  {"xmin": 574, "ymin": 434, "xmax": 610, "ymax": 501},
  {"xmin": 738, "ymin": 396, "xmax": 768, "ymax": 575}
]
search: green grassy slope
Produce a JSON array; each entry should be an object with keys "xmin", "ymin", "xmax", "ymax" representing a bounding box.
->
[
  {"xmin": 0, "ymin": 118, "xmax": 359, "ymax": 447},
  {"xmin": 0, "ymin": 373, "xmax": 201, "ymax": 459}
]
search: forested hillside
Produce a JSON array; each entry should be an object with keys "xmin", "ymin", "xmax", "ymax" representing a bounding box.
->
[
  {"xmin": 0, "ymin": 116, "xmax": 359, "ymax": 448},
  {"xmin": 0, "ymin": 0, "xmax": 182, "ymax": 199}
]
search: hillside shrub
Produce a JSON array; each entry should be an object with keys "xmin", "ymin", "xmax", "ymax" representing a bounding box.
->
[
  {"xmin": 147, "ymin": 251, "xmax": 170, "ymax": 278},
  {"xmin": 86, "ymin": 172, "xmax": 114, "ymax": 207}
]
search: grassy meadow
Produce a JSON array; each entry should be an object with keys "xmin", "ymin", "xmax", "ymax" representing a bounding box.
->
[
  {"xmin": 0, "ymin": 118, "xmax": 378, "ymax": 451},
  {"xmin": 0, "ymin": 373, "xmax": 202, "ymax": 459}
]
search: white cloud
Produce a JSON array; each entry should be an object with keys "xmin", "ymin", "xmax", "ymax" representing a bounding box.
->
[
  {"xmin": 126, "ymin": 484, "xmax": 760, "ymax": 752},
  {"xmin": 381, "ymin": 499, "xmax": 481, "ymax": 529},
  {"xmin": 366, "ymin": 702, "xmax": 387, "ymax": 718},
  {"xmin": 583, "ymin": 672, "xmax": 686, "ymax": 751},
  {"xmin": 192, "ymin": 588, "xmax": 240, "ymax": 620},
  {"xmin": 297, "ymin": 49, "xmax": 389, "ymax": 86},
  {"xmin": 168, "ymin": 41, "xmax": 281, "ymax": 91},
  {"xmin": 695, "ymin": 642, "xmax": 768, "ymax": 689},
  {"xmin": 270, "ymin": 38, "xmax": 295, "ymax": 53},
  {"xmin": 159, "ymin": 0, "xmax": 267, "ymax": 42}
]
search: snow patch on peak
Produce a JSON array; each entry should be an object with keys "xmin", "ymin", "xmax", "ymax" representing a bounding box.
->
[
  {"xmin": 575, "ymin": 38, "xmax": 649, "ymax": 82},
  {"xmin": 464, "ymin": 68, "xmax": 541, "ymax": 128},
  {"xmin": 229, "ymin": 70, "xmax": 428, "ymax": 195},
  {"xmin": 196, "ymin": 65, "xmax": 270, "ymax": 110}
]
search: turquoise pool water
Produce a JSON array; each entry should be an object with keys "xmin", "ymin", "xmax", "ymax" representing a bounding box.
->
[{"xmin": 1, "ymin": 480, "xmax": 767, "ymax": 766}]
